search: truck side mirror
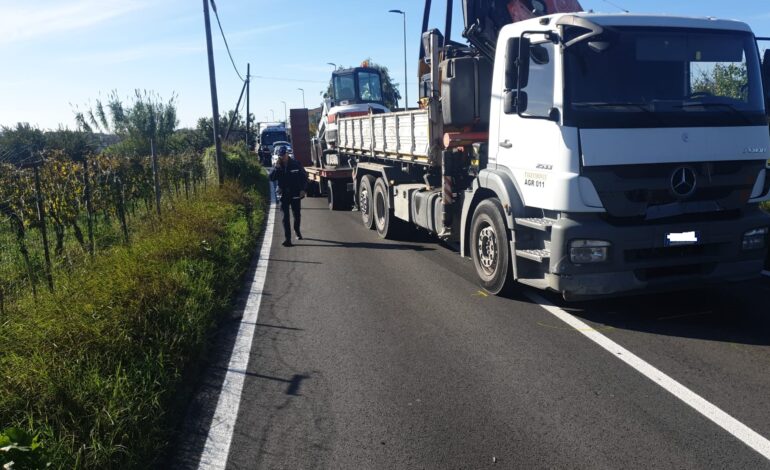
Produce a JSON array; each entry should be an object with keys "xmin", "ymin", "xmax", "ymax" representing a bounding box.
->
[
  {"xmin": 505, "ymin": 37, "xmax": 531, "ymax": 90},
  {"xmin": 504, "ymin": 90, "xmax": 528, "ymax": 115}
]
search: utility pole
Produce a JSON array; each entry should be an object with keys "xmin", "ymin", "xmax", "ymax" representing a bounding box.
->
[
  {"xmin": 246, "ymin": 63, "xmax": 251, "ymax": 150},
  {"xmin": 281, "ymin": 100, "xmax": 287, "ymax": 125},
  {"xmin": 203, "ymin": 0, "xmax": 224, "ymax": 185}
]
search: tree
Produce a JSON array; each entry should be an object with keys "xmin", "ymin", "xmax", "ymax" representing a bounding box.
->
[
  {"xmin": 44, "ymin": 128, "xmax": 97, "ymax": 163},
  {"xmin": 0, "ymin": 123, "xmax": 46, "ymax": 166},
  {"xmin": 194, "ymin": 110, "xmax": 256, "ymax": 150},
  {"xmin": 691, "ymin": 63, "xmax": 748, "ymax": 100},
  {"xmin": 325, "ymin": 59, "xmax": 402, "ymax": 110},
  {"xmin": 74, "ymin": 90, "xmax": 179, "ymax": 156}
]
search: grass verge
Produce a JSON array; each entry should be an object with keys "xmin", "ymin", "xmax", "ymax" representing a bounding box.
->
[{"xmin": 0, "ymin": 145, "xmax": 268, "ymax": 468}]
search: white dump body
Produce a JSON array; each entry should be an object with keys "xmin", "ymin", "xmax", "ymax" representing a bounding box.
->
[{"xmin": 337, "ymin": 109, "xmax": 433, "ymax": 163}]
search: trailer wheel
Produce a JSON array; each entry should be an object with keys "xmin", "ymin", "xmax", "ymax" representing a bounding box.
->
[
  {"xmin": 373, "ymin": 178, "xmax": 401, "ymax": 239},
  {"xmin": 359, "ymin": 175, "xmax": 376, "ymax": 230},
  {"xmin": 328, "ymin": 180, "xmax": 351, "ymax": 211},
  {"xmin": 305, "ymin": 181, "xmax": 317, "ymax": 197},
  {"xmin": 470, "ymin": 199, "xmax": 514, "ymax": 295}
]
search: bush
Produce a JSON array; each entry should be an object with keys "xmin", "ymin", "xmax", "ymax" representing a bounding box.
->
[{"xmin": 0, "ymin": 169, "xmax": 268, "ymax": 468}]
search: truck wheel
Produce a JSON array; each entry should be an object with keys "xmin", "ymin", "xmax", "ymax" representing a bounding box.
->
[
  {"xmin": 470, "ymin": 199, "xmax": 514, "ymax": 295},
  {"xmin": 359, "ymin": 175, "xmax": 376, "ymax": 230},
  {"xmin": 305, "ymin": 181, "xmax": 317, "ymax": 197},
  {"xmin": 328, "ymin": 180, "xmax": 351, "ymax": 211},
  {"xmin": 373, "ymin": 178, "xmax": 400, "ymax": 239}
]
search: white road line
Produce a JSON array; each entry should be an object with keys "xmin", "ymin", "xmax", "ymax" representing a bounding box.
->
[
  {"xmin": 526, "ymin": 292, "xmax": 770, "ymax": 461},
  {"xmin": 197, "ymin": 201, "xmax": 276, "ymax": 470},
  {"xmin": 762, "ymin": 270, "xmax": 770, "ymax": 278}
]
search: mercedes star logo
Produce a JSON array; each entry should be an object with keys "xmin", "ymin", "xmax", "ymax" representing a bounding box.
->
[{"xmin": 670, "ymin": 167, "xmax": 697, "ymax": 198}]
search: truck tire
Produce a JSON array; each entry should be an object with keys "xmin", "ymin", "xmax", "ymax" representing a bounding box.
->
[
  {"xmin": 359, "ymin": 175, "xmax": 376, "ymax": 230},
  {"xmin": 328, "ymin": 180, "xmax": 351, "ymax": 211},
  {"xmin": 305, "ymin": 180, "xmax": 317, "ymax": 197},
  {"xmin": 373, "ymin": 178, "xmax": 401, "ymax": 239},
  {"xmin": 470, "ymin": 198, "xmax": 514, "ymax": 295}
]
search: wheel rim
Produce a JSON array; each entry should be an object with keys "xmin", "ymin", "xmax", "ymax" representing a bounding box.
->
[
  {"xmin": 360, "ymin": 187, "xmax": 370, "ymax": 219},
  {"xmin": 477, "ymin": 223, "xmax": 498, "ymax": 276},
  {"xmin": 375, "ymin": 190, "xmax": 386, "ymax": 228}
]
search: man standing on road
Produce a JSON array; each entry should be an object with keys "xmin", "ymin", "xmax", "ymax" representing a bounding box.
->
[{"xmin": 269, "ymin": 146, "xmax": 307, "ymax": 247}]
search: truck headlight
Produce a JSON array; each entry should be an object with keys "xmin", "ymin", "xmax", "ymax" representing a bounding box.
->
[
  {"xmin": 742, "ymin": 227, "xmax": 768, "ymax": 251},
  {"xmin": 570, "ymin": 240, "xmax": 611, "ymax": 264}
]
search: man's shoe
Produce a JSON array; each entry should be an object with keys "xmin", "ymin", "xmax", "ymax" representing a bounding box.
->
[
  {"xmin": 282, "ymin": 240, "xmax": 293, "ymax": 247},
  {"xmin": 295, "ymin": 231, "xmax": 303, "ymax": 240}
]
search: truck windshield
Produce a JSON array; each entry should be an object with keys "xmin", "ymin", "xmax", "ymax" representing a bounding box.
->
[
  {"xmin": 564, "ymin": 28, "xmax": 766, "ymax": 128},
  {"xmin": 260, "ymin": 131, "xmax": 288, "ymax": 146}
]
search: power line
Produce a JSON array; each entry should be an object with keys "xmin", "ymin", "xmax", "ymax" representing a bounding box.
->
[
  {"xmin": 251, "ymin": 74, "xmax": 327, "ymax": 84},
  {"xmin": 209, "ymin": 0, "xmax": 245, "ymax": 82},
  {"xmin": 602, "ymin": 0, "xmax": 629, "ymax": 13}
]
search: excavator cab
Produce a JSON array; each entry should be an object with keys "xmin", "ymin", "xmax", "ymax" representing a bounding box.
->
[{"xmin": 330, "ymin": 66, "xmax": 386, "ymax": 107}]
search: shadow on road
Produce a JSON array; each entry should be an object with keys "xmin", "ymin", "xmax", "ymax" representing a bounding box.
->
[
  {"xmin": 297, "ymin": 237, "xmax": 436, "ymax": 252},
  {"xmin": 522, "ymin": 279, "xmax": 770, "ymax": 347}
]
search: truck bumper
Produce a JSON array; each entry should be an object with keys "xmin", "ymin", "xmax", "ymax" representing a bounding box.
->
[{"xmin": 544, "ymin": 207, "xmax": 770, "ymax": 300}]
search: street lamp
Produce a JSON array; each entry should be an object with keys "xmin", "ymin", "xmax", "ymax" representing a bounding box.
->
[
  {"xmin": 281, "ymin": 100, "xmax": 288, "ymax": 124},
  {"xmin": 270, "ymin": 109, "xmax": 275, "ymax": 121},
  {"xmin": 297, "ymin": 88, "xmax": 306, "ymax": 108},
  {"xmin": 389, "ymin": 9, "xmax": 408, "ymax": 110},
  {"xmin": 327, "ymin": 62, "xmax": 337, "ymax": 70}
]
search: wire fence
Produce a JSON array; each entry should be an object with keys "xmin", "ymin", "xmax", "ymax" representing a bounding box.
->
[{"xmin": 0, "ymin": 148, "xmax": 211, "ymax": 312}]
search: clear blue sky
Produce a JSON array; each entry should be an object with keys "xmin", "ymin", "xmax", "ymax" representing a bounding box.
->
[{"xmin": 1, "ymin": 0, "xmax": 769, "ymax": 131}]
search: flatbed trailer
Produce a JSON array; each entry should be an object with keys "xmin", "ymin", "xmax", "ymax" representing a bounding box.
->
[
  {"xmin": 305, "ymin": 165, "xmax": 354, "ymax": 210},
  {"xmin": 290, "ymin": 108, "xmax": 355, "ymax": 210}
]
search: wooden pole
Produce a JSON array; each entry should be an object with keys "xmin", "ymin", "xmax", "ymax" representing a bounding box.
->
[
  {"xmin": 203, "ymin": 0, "xmax": 225, "ymax": 185},
  {"xmin": 33, "ymin": 164, "xmax": 54, "ymax": 292},
  {"xmin": 151, "ymin": 139, "xmax": 162, "ymax": 217}
]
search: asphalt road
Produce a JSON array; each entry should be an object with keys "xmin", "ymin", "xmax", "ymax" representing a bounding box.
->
[{"xmin": 175, "ymin": 195, "xmax": 770, "ymax": 470}]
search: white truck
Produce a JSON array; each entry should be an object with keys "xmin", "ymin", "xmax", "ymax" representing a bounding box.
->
[{"xmin": 335, "ymin": 1, "xmax": 770, "ymax": 299}]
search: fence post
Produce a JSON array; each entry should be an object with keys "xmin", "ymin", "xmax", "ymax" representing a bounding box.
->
[
  {"xmin": 33, "ymin": 164, "xmax": 54, "ymax": 292},
  {"xmin": 151, "ymin": 139, "xmax": 162, "ymax": 217},
  {"xmin": 83, "ymin": 156, "xmax": 95, "ymax": 255}
]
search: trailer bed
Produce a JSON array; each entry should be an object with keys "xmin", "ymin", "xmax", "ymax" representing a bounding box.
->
[{"xmin": 337, "ymin": 109, "xmax": 433, "ymax": 164}]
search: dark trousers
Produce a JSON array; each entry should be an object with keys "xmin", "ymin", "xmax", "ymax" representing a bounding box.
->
[{"xmin": 280, "ymin": 197, "xmax": 301, "ymax": 241}]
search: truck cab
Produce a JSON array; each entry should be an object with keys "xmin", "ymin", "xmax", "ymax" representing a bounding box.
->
[{"xmin": 468, "ymin": 13, "xmax": 770, "ymax": 298}]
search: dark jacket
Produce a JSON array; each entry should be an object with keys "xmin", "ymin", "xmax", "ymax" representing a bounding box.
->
[{"xmin": 269, "ymin": 158, "xmax": 307, "ymax": 201}]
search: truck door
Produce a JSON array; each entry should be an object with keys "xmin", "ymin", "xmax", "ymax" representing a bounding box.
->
[{"xmin": 495, "ymin": 35, "xmax": 570, "ymax": 210}]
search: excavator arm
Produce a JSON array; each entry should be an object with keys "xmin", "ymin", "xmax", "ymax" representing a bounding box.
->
[{"xmin": 420, "ymin": 0, "xmax": 583, "ymax": 60}]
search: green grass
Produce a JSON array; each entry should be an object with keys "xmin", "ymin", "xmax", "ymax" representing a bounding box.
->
[{"xmin": 0, "ymin": 146, "xmax": 268, "ymax": 468}]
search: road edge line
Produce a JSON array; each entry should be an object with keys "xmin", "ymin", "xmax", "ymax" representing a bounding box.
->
[
  {"xmin": 197, "ymin": 200, "xmax": 277, "ymax": 469},
  {"xmin": 525, "ymin": 291, "xmax": 770, "ymax": 461}
]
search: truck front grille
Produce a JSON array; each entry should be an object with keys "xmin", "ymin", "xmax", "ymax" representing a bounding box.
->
[{"xmin": 582, "ymin": 160, "xmax": 764, "ymax": 219}]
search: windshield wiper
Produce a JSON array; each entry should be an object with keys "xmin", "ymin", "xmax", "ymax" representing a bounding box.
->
[
  {"xmin": 573, "ymin": 102, "xmax": 667, "ymax": 125},
  {"xmin": 675, "ymin": 102, "xmax": 754, "ymax": 125},
  {"xmin": 573, "ymin": 102, "xmax": 652, "ymax": 111}
]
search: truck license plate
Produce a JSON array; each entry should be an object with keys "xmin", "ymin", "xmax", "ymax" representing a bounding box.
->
[{"xmin": 665, "ymin": 231, "xmax": 700, "ymax": 247}]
